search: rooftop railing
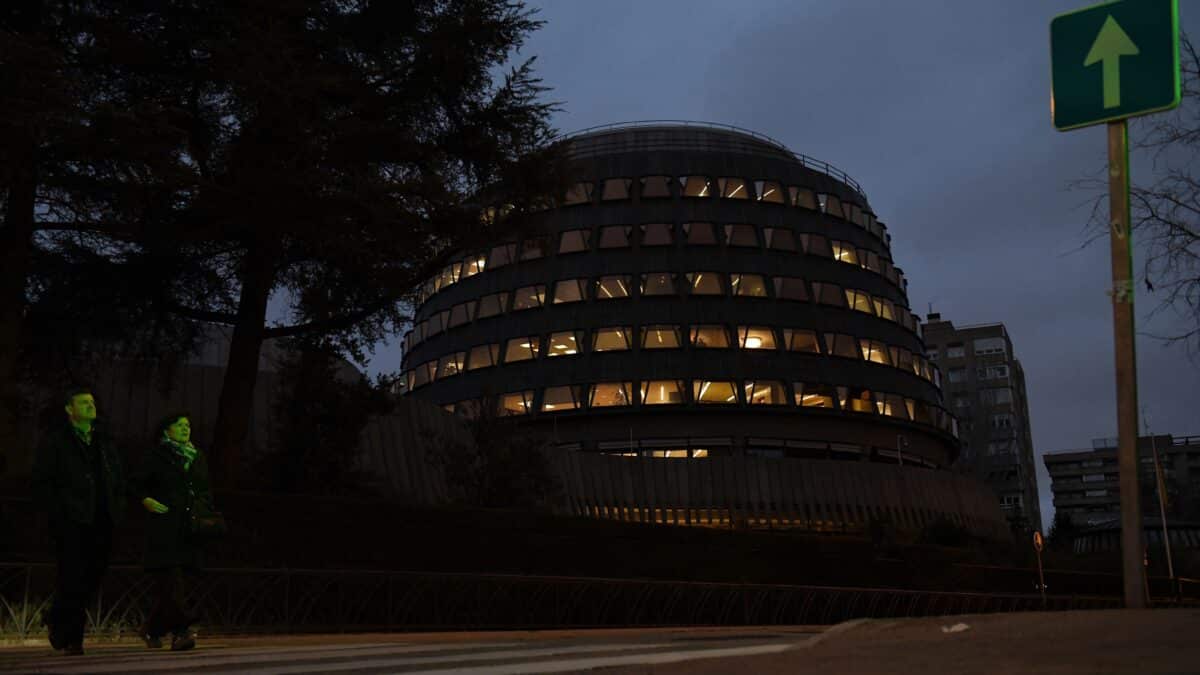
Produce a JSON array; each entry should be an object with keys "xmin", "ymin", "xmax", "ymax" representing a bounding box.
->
[{"xmin": 557, "ymin": 120, "xmax": 868, "ymax": 203}]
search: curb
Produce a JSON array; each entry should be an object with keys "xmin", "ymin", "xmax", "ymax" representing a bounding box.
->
[{"xmin": 790, "ymin": 618, "xmax": 874, "ymax": 651}]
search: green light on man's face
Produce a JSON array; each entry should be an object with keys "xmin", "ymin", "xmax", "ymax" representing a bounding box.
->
[
  {"xmin": 165, "ymin": 417, "xmax": 191, "ymax": 444},
  {"xmin": 65, "ymin": 394, "xmax": 97, "ymax": 423}
]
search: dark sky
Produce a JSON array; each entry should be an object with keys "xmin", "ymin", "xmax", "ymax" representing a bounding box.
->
[{"xmin": 368, "ymin": 0, "xmax": 1199, "ymax": 530}]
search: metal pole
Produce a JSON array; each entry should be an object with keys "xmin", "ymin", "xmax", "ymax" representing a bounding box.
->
[
  {"xmin": 1036, "ymin": 548, "xmax": 1046, "ymax": 609},
  {"xmin": 1149, "ymin": 433, "xmax": 1177, "ymax": 586},
  {"xmin": 897, "ymin": 435, "xmax": 905, "ymax": 467},
  {"xmin": 1107, "ymin": 119, "xmax": 1146, "ymax": 608}
]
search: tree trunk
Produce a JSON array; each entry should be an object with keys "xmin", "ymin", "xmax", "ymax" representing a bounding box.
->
[
  {"xmin": 0, "ymin": 148, "xmax": 38, "ymax": 477},
  {"xmin": 209, "ymin": 241, "xmax": 278, "ymax": 488}
]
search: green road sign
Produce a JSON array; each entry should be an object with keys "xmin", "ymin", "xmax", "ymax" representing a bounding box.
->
[{"xmin": 1051, "ymin": 0, "xmax": 1181, "ymax": 131}]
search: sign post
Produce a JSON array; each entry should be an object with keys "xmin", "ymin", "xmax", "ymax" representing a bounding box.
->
[
  {"xmin": 1051, "ymin": 0, "xmax": 1181, "ymax": 610},
  {"xmin": 1033, "ymin": 531, "xmax": 1046, "ymax": 608}
]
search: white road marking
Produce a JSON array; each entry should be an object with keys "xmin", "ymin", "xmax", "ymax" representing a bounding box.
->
[{"xmin": 404, "ymin": 643, "xmax": 797, "ymax": 674}]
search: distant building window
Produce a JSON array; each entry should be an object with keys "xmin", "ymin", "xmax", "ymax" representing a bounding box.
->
[
  {"xmin": 813, "ymin": 282, "xmax": 846, "ymax": 307},
  {"xmin": 598, "ymin": 225, "xmax": 632, "ymax": 248},
  {"xmin": 641, "ymin": 325, "xmax": 682, "ymax": 349},
  {"xmin": 639, "ymin": 175, "xmax": 672, "ymax": 199},
  {"xmin": 546, "ymin": 331, "xmax": 582, "ymax": 357},
  {"xmin": 878, "ymin": 393, "xmax": 908, "ymax": 419},
  {"xmin": 687, "ymin": 272, "xmax": 724, "ymax": 296},
  {"xmin": 563, "ymin": 182, "xmax": 593, "ymax": 206},
  {"xmin": 503, "ymin": 337, "xmax": 540, "ymax": 363},
  {"xmin": 596, "ymin": 275, "xmax": 631, "ymax": 299},
  {"xmin": 641, "ymin": 272, "xmax": 677, "ymax": 296},
  {"xmin": 947, "ymin": 367, "xmax": 967, "ymax": 383},
  {"xmin": 724, "ymin": 224, "xmax": 758, "ymax": 247},
  {"xmin": 466, "ymin": 343, "xmax": 500, "ymax": 370},
  {"xmin": 1085, "ymin": 489, "xmax": 1108, "ymax": 498},
  {"xmin": 737, "ymin": 326, "xmax": 777, "ymax": 350},
  {"xmin": 476, "ymin": 292, "xmax": 508, "ymax": 319},
  {"xmin": 858, "ymin": 339, "xmax": 891, "ymax": 365},
  {"xmin": 1082, "ymin": 473, "xmax": 1106, "ymax": 482},
  {"xmin": 824, "ymin": 333, "xmax": 860, "ymax": 359},
  {"xmin": 678, "ymin": 175, "xmax": 712, "ymax": 198},
  {"xmin": 447, "ymin": 301, "xmax": 475, "ymax": 328},
  {"xmin": 641, "ymin": 380, "xmax": 685, "ymax": 405},
  {"xmin": 690, "ymin": 325, "xmax": 731, "ymax": 348},
  {"xmin": 992, "ymin": 413, "xmax": 1013, "ymax": 429},
  {"xmin": 890, "ymin": 347, "xmax": 914, "ymax": 371},
  {"xmin": 845, "ymin": 289, "xmax": 874, "ymax": 314},
  {"xmin": 592, "ymin": 327, "xmax": 632, "ymax": 352},
  {"xmin": 790, "ymin": 186, "xmax": 817, "ymax": 210},
  {"xmin": 718, "ymin": 177, "xmax": 749, "ymax": 199},
  {"xmin": 462, "ymin": 254, "xmax": 487, "ymax": 278},
  {"xmin": 773, "ymin": 277, "xmax": 809, "ymax": 301},
  {"xmin": 831, "ymin": 241, "xmax": 859, "ymax": 265},
  {"xmin": 800, "ymin": 233, "xmax": 833, "ymax": 257},
  {"xmin": 872, "ymin": 297, "xmax": 896, "ymax": 321},
  {"xmin": 542, "ymin": 386, "xmax": 583, "ymax": 412},
  {"xmin": 763, "ymin": 227, "xmax": 797, "ymax": 251},
  {"xmin": 795, "ymin": 382, "xmax": 836, "ymax": 408},
  {"xmin": 974, "ymin": 336, "xmax": 1007, "ymax": 356},
  {"xmin": 981, "ymin": 387, "xmax": 1013, "ymax": 405},
  {"xmin": 745, "ymin": 380, "xmax": 787, "ymax": 405},
  {"xmin": 498, "ymin": 391, "xmax": 534, "ymax": 416},
  {"xmin": 755, "ymin": 180, "xmax": 785, "ymax": 204},
  {"xmin": 552, "ymin": 279, "xmax": 587, "ymax": 304},
  {"xmin": 436, "ymin": 352, "xmax": 466, "ymax": 379},
  {"xmin": 946, "ymin": 344, "xmax": 966, "ymax": 359},
  {"xmin": 601, "ymin": 178, "xmax": 632, "ymax": 201},
  {"xmin": 511, "ymin": 285, "xmax": 546, "ymax": 311},
  {"xmin": 819, "ymin": 193, "xmax": 844, "ymax": 218},
  {"xmin": 731, "ymin": 273, "xmax": 768, "ymax": 297},
  {"xmin": 682, "ymin": 221, "xmax": 718, "ymax": 245},
  {"xmin": 838, "ymin": 386, "xmax": 875, "ymax": 413},
  {"xmin": 640, "ymin": 222, "xmax": 673, "ymax": 246},
  {"xmin": 558, "ymin": 229, "xmax": 591, "ymax": 254},
  {"xmin": 487, "ymin": 242, "xmax": 516, "ymax": 269},
  {"xmin": 978, "ymin": 364, "xmax": 1010, "ymax": 379},
  {"xmin": 694, "ymin": 380, "xmax": 739, "ymax": 404},
  {"xmin": 590, "ymin": 382, "xmax": 634, "ymax": 407},
  {"xmin": 783, "ymin": 329, "xmax": 821, "ymax": 353},
  {"xmin": 927, "ymin": 348, "xmax": 940, "ymax": 361}
]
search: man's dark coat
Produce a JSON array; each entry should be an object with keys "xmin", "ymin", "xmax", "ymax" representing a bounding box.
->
[{"xmin": 31, "ymin": 424, "xmax": 127, "ymax": 528}]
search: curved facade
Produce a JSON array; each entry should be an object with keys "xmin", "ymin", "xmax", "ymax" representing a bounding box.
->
[{"xmin": 400, "ymin": 122, "xmax": 1002, "ymax": 538}]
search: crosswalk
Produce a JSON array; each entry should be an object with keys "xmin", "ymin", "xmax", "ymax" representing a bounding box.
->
[{"xmin": 0, "ymin": 631, "xmax": 818, "ymax": 674}]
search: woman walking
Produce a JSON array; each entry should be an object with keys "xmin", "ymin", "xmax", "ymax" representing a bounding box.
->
[{"xmin": 137, "ymin": 413, "xmax": 216, "ymax": 651}]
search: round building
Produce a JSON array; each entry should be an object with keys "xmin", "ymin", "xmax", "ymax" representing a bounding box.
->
[{"xmin": 401, "ymin": 122, "xmax": 1007, "ymax": 540}]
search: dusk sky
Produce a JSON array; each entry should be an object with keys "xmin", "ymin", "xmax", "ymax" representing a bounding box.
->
[{"xmin": 367, "ymin": 0, "xmax": 1200, "ymax": 530}]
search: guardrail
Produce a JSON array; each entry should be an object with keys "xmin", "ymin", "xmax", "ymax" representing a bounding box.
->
[
  {"xmin": 3, "ymin": 564, "xmax": 1177, "ymax": 638},
  {"xmin": 556, "ymin": 120, "xmax": 868, "ymax": 202}
]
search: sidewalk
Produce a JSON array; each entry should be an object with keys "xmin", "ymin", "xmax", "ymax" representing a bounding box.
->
[{"xmin": 606, "ymin": 609, "xmax": 1200, "ymax": 675}]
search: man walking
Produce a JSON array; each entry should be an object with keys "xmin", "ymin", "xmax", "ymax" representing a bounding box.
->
[{"xmin": 31, "ymin": 388, "xmax": 126, "ymax": 655}]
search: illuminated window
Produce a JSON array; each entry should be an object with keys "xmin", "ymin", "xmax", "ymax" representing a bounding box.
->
[
  {"xmin": 783, "ymin": 329, "xmax": 821, "ymax": 353},
  {"xmin": 858, "ymin": 339, "xmax": 892, "ymax": 365},
  {"xmin": 790, "ymin": 186, "xmax": 817, "ymax": 210},
  {"xmin": 890, "ymin": 347, "xmax": 914, "ymax": 372},
  {"xmin": 745, "ymin": 380, "xmax": 787, "ymax": 405},
  {"xmin": 800, "ymin": 233, "xmax": 833, "ymax": 258},
  {"xmin": 845, "ymin": 289, "xmax": 874, "ymax": 314},
  {"xmin": 755, "ymin": 180, "xmax": 784, "ymax": 204},
  {"xmin": 878, "ymin": 393, "xmax": 909, "ymax": 419},
  {"xmin": 552, "ymin": 279, "xmax": 587, "ymax": 304},
  {"xmin": 520, "ymin": 237, "xmax": 550, "ymax": 261},
  {"xmin": 503, "ymin": 337, "xmax": 540, "ymax": 363},
  {"xmin": 592, "ymin": 327, "xmax": 632, "ymax": 352},
  {"xmin": 477, "ymin": 292, "xmax": 508, "ymax": 318},
  {"xmin": 795, "ymin": 382, "xmax": 836, "ymax": 408},
  {"xmin": 763, "ymin": 228, "xmax": 797, "ymax": 251},
  {"xmin": 731, "ymin": 273, "xmax": 768, "ymax": 297},
  {"xmin": 590, "ymin": 382, "xmax": 634, "ymax": 407},
  {"xmin": 679, "ymin": 176, "xmax": 712, "ymax": 198},
  {"xmin": 860, "ymin": 249, "xmax": 882, "ymax": 273},
  {"xmin": 687, "ymin": 272, "xmax": 723, "ymax": 295},
  {"xmin": 831, "ymin": 241, "xmax": 859, "ymax": 264},
  {"xmin": 447, "ymin": 301, "xmax": 475, "ymax": 328},
  {"xmin": 404, "ymin": 369, "xmax": 415, "ymax": 391},
  {"xmin": 511, "ymin": 285, "xmax": 546, "ymax": 311},
  {"xmin": 680, "ymin": 221, "xmax": 718, "ymax": 245},
  {"xmin": 601, "ymin": 178, "xmax": 632, "ymax": 201},
  {"xmin": 641, "ymin": 380, "xmax": 685, "ymax": 405},
  {"xmin": 719, "ymin": 178, "xmax": 749, "ymax": 199},
  {"xmin": 690, "ymin": 325, "xmax": 730, "ymax": 348},
  {"xmin": 563, "ymin": 182, "xmax": 593, "ymax": 206},
  {"xmin": 773, "ymin": 277, "xmax": 809, "ymax": 301},
  {"xmin": 724, "ymin": 224, "xmax": 758, "ymax": 247},
  {"xmin": 462, "ymin": 254, "xmax": 487, "ymax": 277},
  {"xmin": 824, "ymin": 333, "xmax": 860, "ymax": 359},
  {"xmin": 737, "ymin": 326, "xmax": 777, "ymax": 350},
  {"xmin": 467, "ymin": 343, "xmax": 500, "ymax": 371},
  {"xmin": 546, "ymin": 331, "xmax": 582, "ymax": 357},
  {"xmin": 850, "ymin": 204, "xmax": 865, "ymax": 226},
  {"xmin": 438, "ymin": 263, "xmax": 461, "ymax": 288},
  {"xmin": 595, "ymin": 275, "xmax": 631, "ymax": 299},
  {"xmin": 694, "ymin": 380, "xmax": 739, "ymax": 404},
  {"xmin": 819, "ymin": 193, "xmax": 844, "ymax": 218},
  {"xmin": 498, "ymin": 391, "xmax": 534, "ymax": 416},
  {"xmin": 812, "ymin": 282, "xmax": 846, "ymax": 307},
  {"xmin": 838, "ymin": 386, "xmax": 876, "ymax": 413},
  {"xmin": 412, "ymin": 362, "xmax": 434, "ymax": 388},
  {"xmin": 640, "ymin": 272, "xmax": 677, "ymax": 296},
  {"xmin": 873, "ymin": 297, "xmax": 896, "ymax": 321},
  {"xmin": 559, "ymin": 229, "xmax": 590, "ymax": 254},
  {"xmin": 640, "ymin": 175, "xmax": 672, "ymax": 199},
  {"xmin": 640, "ymin": 325, "xmax": 682, "ymax": 349},
  {"xmin": 541, "ymin": 385, "xmax": 583, "ymax": 412},
  {"xmin": 598, "ymin": 225, "xmax": 632, "ymax": 248},
  {"xmin": 640, "ymin": 222, "xmax": 673, "ymax": 246},
  {"xmin": 911, "ymin": 400, "xmax": 934, "ymax": 425},
  {"xmin": 487, "ymin": 243, "xmax": 516, "ymax": 269},
  {"xmin": 436, "ymin": 352, "xmax": 466, "ymax": 379}
]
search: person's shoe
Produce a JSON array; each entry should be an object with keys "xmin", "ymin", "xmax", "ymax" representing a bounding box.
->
[
  {"xmin": 170, "ymin": 634, "xmax": 195, "ymax": 651},
  {"xmin": 141, "ymin": 632, "xmax": 163, "ymax": 648},
  {"xmin": 62, "ymin": 644, "xmax": 84, "ymax": 656}
]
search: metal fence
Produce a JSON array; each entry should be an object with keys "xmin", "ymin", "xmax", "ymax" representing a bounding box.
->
[{"xmin": 0, "ymin": 563, "xmax": 1156, "ymax": 639}]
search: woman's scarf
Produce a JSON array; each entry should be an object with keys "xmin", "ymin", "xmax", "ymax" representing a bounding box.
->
[{"xmin": 162, "ymin": 436, "xmax": 198, "ymax": 471}]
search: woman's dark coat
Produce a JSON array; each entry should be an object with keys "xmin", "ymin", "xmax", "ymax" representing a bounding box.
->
[{"xmin": 136, "ymin": 440, "xmax": 213, "ymax": 570}]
